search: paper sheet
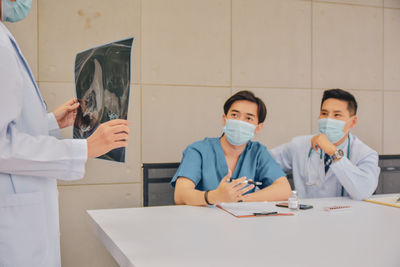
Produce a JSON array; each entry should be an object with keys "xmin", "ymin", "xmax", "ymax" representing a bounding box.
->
[{"xmin": 216, "ymin": 202, "xmax": 294, "ymax": 217}]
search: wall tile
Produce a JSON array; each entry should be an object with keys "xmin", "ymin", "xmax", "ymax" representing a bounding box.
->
[
  {"xmin": 234, "ymin": 88, "xmax": 312, "ymax": 149},
  {"xmin": 58, "ymin": 184, "xmax": 141, "ymax": 267},
  {"xmin": 40, "ymin": 82, "xmax": 142, "ymax": 184},
  {"xmin": 142, "ymin": 86, "xmax": 231, "ymax": 162},
  {"xmin": 232, "ymin": 0, "xmax": 311, "ymax": 88},
  {"xmin": 4, "ymin": 0, "xmax": 38, "ymax": 78},
  {"xmin": 315, "ymin": 0, "xmax": 383, "ymax": 7},
  {"xmin": 384, "ymin": 8, "xmax": 400, "ymax": 90},
  {"xmin": 311, "ymin": 89, "xmax": 383, "ymax": 153},
  {"xmin": 312, "ymin": 3, "xmax": 383, "ymax": 90},
  {"xmin": 142, "ymin": 0, "xmax": 230, "ymax": 86},
  {"xmin": 38, "ymin": 0, "xmax": 140, "ymax": 83},
  {"xmin": 384, "ymin": 0, "xmax": 400, "ymax": 8},
  {"xmin": 383, "ymin": 91, "xmax": 400, "ymax": 154}
]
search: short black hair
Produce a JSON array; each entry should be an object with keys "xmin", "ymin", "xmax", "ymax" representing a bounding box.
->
[
  {"xmin": 321, "ymin": 89, "xmax": 357, "ymax": 116},
  {"xmin": 223, "ymin": 90, "xmax": 267, "ymax": 123}
]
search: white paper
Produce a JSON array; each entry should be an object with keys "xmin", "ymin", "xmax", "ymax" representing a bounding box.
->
[{"xmin": 217, "ymin": 202, "xmax": 276, "ymax": 217}]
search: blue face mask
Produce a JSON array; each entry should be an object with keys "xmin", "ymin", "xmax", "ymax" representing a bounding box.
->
[
  {"xmin": 318, "ymin": 118, "xmax": 346, "ymax": 144},
  {"xmin": 1, "ymin": 0, "xmax": 32, "ymax": 23},
  {"xmin": 223, "ymin": 119, "xmax": 256, "ymax": 146}
]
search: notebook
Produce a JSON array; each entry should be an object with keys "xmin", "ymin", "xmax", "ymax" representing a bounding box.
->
[{"xmin": 364, "ymin": 195, "xmax": 400, "ymax": 208}]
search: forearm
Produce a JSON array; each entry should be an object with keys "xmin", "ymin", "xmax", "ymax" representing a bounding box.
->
[
  {"xmin": 245, "ymin": 177, "xmax": 291, "ymax": 202},
  {"xmin": 174, "ymin": 188, "xmax": 208, "ymax": 206},
  {"xmin": 0, "ymin": 127, "xmax": 87, "ymax": 180},
  {"xmin": 331, "ymin": 157, "xmax": 379, "ymax": 200}
]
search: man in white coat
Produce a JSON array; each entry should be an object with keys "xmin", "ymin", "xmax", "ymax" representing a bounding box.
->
[
  {"xmin": 0, "ymin": 1, "xmax": 130, "ymax": 266},
  {"xmin": 271, "ymin": 89, "xmax": 380, "ymax": 200}
]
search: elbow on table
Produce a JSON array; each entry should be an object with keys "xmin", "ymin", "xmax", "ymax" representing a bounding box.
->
[
  {"xmin": 174, "ymin": 190, "xmax": 186, "ymax": 205},
  {"xmin": 269, "ymin": 177, "xmax": 292, "ymax": 201},
  {"xmin": 281, "ymin": 182, "xmax": 292, "ymax": 200},
  {"xmin": 348, "ymin": 190, "xmax": 374, "ymax": 201},
  {"xmin": 348, "ymin": 184, "xmax": 377, "ymax": 201}
]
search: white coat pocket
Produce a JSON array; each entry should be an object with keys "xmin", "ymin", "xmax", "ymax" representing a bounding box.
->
[{"xmin": 0, "ymin": 192, "xmax": 49, "ymax": 267}]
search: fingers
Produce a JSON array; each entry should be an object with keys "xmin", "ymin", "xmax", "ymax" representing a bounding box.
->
[
  {"xmin": 221, "ymin": 169, "xmax": 232, "ymax": 184},
  {"xmin": 312, "ymin": 142, "xmax": 318, "ymax": 151},
  {"xmin": 67, "ymin": 102, "xmax": 80, "ymax": 111},
  {"xmin": 230, "ymin": 176, "xmax": 247, "ymax": 186},
  {"xmin": 105, "ymin": 119, "xmax": 130, "ymax": 126},
  {"xmin": 112, "ymin": 140, "xmax": 129, "ymax": 149},
  {"xmin": 113, "ymin": 133, "xmax": 129, "ymax": 142},
  {"xmin": 65, "ymin": 97, "xmax": 78, "ymax": 106},
  {"xmin": 109, "ymin": 124, "xmax": 130, "ymax": 134},
  {"xmin": 237, "ymin": 194, "xmax": 251, "ymax": 202},
  {"xmin": 65, "ymin": 98, "xmax": 75, "ymax": 105},
  {"xmin": 311, "ymin": 136, "xmax": 318, "ymax": 151},
  {"xmin": 237, "ymin": 183, "xmax": 255, "ymax": 195}
]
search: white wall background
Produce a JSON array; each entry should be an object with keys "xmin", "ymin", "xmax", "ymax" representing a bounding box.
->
[{"xmin": 5, "ymin": 0, "xmax": 400, "ymax": 266}]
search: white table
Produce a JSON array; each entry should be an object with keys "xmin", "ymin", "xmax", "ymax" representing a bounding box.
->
[{"xmin": 87, "ymin": 195, "xmax": 400, "ymax": 267}]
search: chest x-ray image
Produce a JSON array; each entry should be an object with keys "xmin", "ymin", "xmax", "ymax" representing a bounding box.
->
[{"xmin": 73, "ymin": 37, "xmax": 134, "ymax": 162}]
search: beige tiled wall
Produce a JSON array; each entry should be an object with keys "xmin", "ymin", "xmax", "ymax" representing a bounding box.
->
[
  {"xmin": 232, "ymin": 0, "xmax": 312, "ymax": 89},
  {"xmin": 6, "ymin": 0, "xmax": 399, "ymax": 266}
]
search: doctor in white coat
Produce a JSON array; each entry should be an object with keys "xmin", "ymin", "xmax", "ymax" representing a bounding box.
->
[
  {"xmin": 0, "ymin": 1, "xmax": 130, "ymax": 266},
  {"xmin": 271, "ymin": 89, "xmax": 380, "ymax": 200}
]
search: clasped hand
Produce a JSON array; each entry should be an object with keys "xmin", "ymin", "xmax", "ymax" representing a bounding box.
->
[
  {"xmin": 212, "ymin": 169, "xmax": 254, "ymax": 203},
  {"xmin": 311, "ymin": 134, "xmax": 337, "ymax": 156}
]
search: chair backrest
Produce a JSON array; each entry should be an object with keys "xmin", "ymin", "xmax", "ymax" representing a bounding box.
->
[
  {"xmin": 286, "ymin": 172, "xmax": 295, "ymax": 190},
  {"xmin": 375, "ymin": 155, "xmax": 400, "ymax": 194},
  {"xmin": 142, "ymin": 163, "xmax": 180, "ymax": 206}
]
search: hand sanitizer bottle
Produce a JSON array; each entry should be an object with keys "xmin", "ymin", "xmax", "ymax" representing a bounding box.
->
[{"xmin": 288, "ymin": 190, "xmax": 299, "ymax": 210}]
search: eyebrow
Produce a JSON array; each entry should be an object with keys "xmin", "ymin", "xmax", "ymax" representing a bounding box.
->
[
  {"xmin": 231, "ymin": 109, "xmax": 256, "ymax": 117},
  {"xmin": 321, "ymin": 109, "xmax": 344, "ymax": 114}
]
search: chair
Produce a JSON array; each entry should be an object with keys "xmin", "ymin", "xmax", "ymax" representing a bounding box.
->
[
  {"xmin": 286, "ymin": 172, "xmax": 295, "ymax": 190},
  {"xmin": 142, "ymin": 163, "xmax": 180, "ymax": 207},
  {"xmin": 375, "ymin": 155, "xmax": 400, "ymax": 194}
]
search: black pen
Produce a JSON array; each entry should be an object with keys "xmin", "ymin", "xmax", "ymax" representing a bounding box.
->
[
  {"xmin": 253, "ymin": 211, "xmax": 278, "ymax": 216},
  {"xmin": 228, "ymin": 178, "xmax": 262, "ymax": 186}
]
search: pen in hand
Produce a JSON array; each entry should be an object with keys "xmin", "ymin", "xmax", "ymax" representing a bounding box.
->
[{"xmin": 228, "ymin": 178, "xmax": 262, "ymax": 186}]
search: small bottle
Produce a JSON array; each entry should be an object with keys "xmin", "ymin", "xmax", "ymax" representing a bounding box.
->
[{"xmin": 288, "ymin": 190, "xmax": 299, "ymax": 210}]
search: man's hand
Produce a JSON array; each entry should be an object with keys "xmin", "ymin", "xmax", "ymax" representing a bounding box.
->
[
  {"xmin": 53, "ymin": 98, "xmax": 80, "ymax": 129},
  {"xmin": 87, "ymin": 119, "xmax": 130, "ymax": 158},
  {"xmin": 311, "ymin": 134, "xmax": 337, "ymax": 156},
  {"xmin": 208, "ymin": 170, "xmax": 255, "ymax": 204}
]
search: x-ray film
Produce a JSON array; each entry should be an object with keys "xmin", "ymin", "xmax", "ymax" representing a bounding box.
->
[{"xmin": 73, "ymin": 37, "xmax": 134, "ymax": 162}]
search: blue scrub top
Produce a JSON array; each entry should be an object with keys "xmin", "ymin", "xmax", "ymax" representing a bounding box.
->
[{"xmin": 171, "ymin": 137, "xmax": 285, "ymax": 191}]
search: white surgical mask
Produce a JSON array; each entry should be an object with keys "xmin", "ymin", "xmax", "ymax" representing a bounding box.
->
[
  {"xmin": 318, "ymin": 118, "xmax": 346, "ymax": 144},
  {"xmin": 1, "ymin": 0, "xmax": 32, "ymax": 23},
  {"xmin": 223, "ymin": 119, "xmax": 256, "ymax": 146}
]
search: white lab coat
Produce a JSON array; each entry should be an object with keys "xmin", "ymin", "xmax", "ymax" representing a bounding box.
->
[
  {"xmin": 270, "ymin": 134, "xmax": 380, "ymax": 200},
  {"xmin": 0, "ymin": 22, "xmax": 87, "ymax": 267}
]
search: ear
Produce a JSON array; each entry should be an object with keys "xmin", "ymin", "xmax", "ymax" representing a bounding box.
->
[
  {"xmin": 254, "ymin": 122, "xmax": 264, "ymax": 135},
  {"xmin": 222, "ymin": 114, "xmax": 227, "ymax": 126},
  {"xmin": 349, "ymin": 115, "xmax": 358, "ymax": 129}
]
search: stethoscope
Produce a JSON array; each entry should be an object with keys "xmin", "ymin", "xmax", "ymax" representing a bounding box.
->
[{"xmin": 305, "ymin": 136, "xmax": 351, "ymax": 197}]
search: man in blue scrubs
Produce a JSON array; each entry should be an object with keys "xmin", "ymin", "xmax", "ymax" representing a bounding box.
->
[
  {"xmin": 271, "ymin": 89, "xmax": 380, "ymax": 200},
  {"xmin": 171, "ymin": 90, "xmax": 291, "ymax": 205}
]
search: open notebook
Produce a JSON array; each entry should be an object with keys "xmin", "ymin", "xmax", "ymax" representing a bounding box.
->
[
  {"xmin": 364, "ymin": 195, "xmax": 400, "ymax": 208},
  {"xmin": 216, "ymin": 202, "xmax": 294, "ymax": 218}
]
